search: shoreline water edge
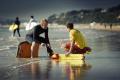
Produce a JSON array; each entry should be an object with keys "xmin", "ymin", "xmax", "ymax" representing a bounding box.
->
[{"xmin": 0, "ymin": 23, "xmax": 120, "ymax": 31}]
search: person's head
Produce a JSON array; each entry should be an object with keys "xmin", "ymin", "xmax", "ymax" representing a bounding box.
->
[
  {"xmin": 40, "ymin": 19, "xmax": 48, "ymax": 29},
  {"xmin": 66, "ymin": 23, "xmax": 74, "ymax": 31},
  {"xmin": 31, "ymin": 16, "xmax": 34, "ymax": 18},
  {"xmin": 16, "ymin": 17, "xmax": 19, "ymax": 20}
]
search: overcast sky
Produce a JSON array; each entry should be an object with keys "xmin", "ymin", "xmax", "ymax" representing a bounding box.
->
[{"xmin": 0, "ymin": 0, "xmax": 120, "ymax": 20}]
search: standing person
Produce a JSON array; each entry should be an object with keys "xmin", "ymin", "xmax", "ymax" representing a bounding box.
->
[
  {"xmin": 63, "ymin": 23, "xmax": 91, "ymax": 59},
  {"xmin": 110, "ymin": 23, "xmax": 112, "ymax": 30},
  {"xmin": 13, "ymin": 17, "xmax": 21, "ymax": 37},
  {"xmin": 104, "ymin": 23, "xmax": 107, "ymax": 29},
  {"xmin": 29, "ymin": 16, "xmax": 36, "ymax": 23},
  {"xmin": 26, "ymin": 16, "xmax": 38, "ymax": 30},
  {"xmin": 25, "ymin": 19, "xmax": 54, "ymax": 58}
]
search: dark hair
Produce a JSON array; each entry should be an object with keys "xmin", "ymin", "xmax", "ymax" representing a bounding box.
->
[
  {"xmin": 16, "ymin": 17, "xmax": 19, "ymax": 20},
  {"xmin": 66, "ymin": 23, "xmax": 74, "ymax": 29},
  {"xmin": 31, "ymin": 16, "xmax": 34, "ymax": 18}
]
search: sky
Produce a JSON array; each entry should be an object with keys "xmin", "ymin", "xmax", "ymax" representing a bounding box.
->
[{"xmin": 0, "ymin": 0, "xmax": 120, "ymax": 20}]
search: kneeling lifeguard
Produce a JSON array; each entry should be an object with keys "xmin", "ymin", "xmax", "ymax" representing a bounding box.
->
[{"xmin": 63, "ymin": 23, "xmax": 91, "ymax": 59}]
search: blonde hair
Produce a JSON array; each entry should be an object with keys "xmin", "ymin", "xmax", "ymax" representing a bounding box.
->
[{"xmin": 40, "ymin": 18, "xmax": 48, "ymax": 23}]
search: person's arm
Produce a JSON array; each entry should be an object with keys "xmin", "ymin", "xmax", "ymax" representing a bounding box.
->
[
  {"xmin": 66, "ymin": 40, "xmax": 75, "ymax": 56},
  {"xmin": 19, "ymin": 20, "xmax": 20, "ymax": 25},
  {"xmin": 69, "ymin": 40, "xmax": 75, "ymax": 53},
  {"xmin": 66, "ymin": 30, "xmax": 75, "ymax": 56},
  {"xmin": 45, "ymin": 28, "xmax": 51, "ymax": 47},
  {"xmin": 33, "ymin": 26, "xmax": 39, "ymax": 42}
]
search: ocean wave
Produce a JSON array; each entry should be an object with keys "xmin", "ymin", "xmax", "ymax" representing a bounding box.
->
[
  {"xmin": 0, "ymin": 38, "xmax": 4, "ymax": 41},
  {"xmin": 8, "ymin": 36, "xmax": 25, "ymax": 42},
  {"xmin": 12, "ymin": 60, "xmax": 40, "ymax": 69},
  {"xmin": 83, "ymin": 30, "xmax": 117, "ymax": 39},
  {"xmin": 51, "ymin": 39, "xmax": 69, "ymax": 42},
  {"xmin": 51, "ymin": 28, "xmax": 66, "ymax": 31},
  {"xmin": 6, "ymin": 45, "xmax": 17, "ymax": 49},
  {"xmin": 0, "ymin": 47, "xmax": 10, "ymax": 51},
  {"xmin": 0, "ymin": 45, "xmax": 17, "ymax": 51}
]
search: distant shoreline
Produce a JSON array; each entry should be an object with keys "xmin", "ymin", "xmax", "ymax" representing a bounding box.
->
[
  {"xmin": 74, "ymin": 23, "xmax": 120, "ymax": 32},
  {"xmin": 0, "ymin": 23, "xmax": 120, "ymax": 32}
]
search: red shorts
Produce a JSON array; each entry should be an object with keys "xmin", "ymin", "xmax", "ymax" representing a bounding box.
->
[{"xmin": 64, "ymin": 42, "xmax": 91, "ymax": 54}]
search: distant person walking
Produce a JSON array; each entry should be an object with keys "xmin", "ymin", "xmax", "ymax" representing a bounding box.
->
[
  {"xmin": 29, "ymin": 16, "xmax": 36, "ymax": 23},
  {"xmin": 25, "ymin": 16, "xmax": 38, "ymax": 31},
  {"xmin": 13, "ymin": 17, "xmax": 21, "ymax": 37},
  {"xmin": 104, "ymin": 23, "xmax": 107, "ymax": 29},
  {"xmin": 110, "ymin": 24, "xmax": 112, "ymax": 30}
]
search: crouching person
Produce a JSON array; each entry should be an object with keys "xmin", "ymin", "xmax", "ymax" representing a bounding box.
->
[
  {"xmin": 25, "ymin": 19, "xmax": 54, "ymax": 58},
  {"xmin": 63, "ymin": 23, "xmax": 91, "ymax": 59}
]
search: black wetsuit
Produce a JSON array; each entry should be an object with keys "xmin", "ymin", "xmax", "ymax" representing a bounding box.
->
[
  {"xmin": 26, "ymin": 25, "xmax": 53, "ymax": 55},
  {"xmin": 14, "ymin": 20, "xmax": 21, "ymax": 37}
]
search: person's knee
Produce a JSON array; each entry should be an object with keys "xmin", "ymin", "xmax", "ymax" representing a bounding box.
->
[
  {"xmin": 31, "ymin": 42, "xmax": 40, "ymax": 58},
  {"xmin": 31, "ymin": 42, "xmax": 39, "ymax": 50},
  {"xmin": 31, "ymin": 42, "xmax": 35, "ymax": 48}
]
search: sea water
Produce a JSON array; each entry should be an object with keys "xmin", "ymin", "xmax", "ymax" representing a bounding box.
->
[{"xmin": 0, "ymin": 26, "xmax": 120, "ymax": 80}]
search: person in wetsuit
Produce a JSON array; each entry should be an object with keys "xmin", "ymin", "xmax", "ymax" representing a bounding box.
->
[
  {"xmin": 13, "ymin": 17, "xmax": 21, "ymax": 37},
  {"xmin": 26, "ymin": 19, "xmax": 54, "ymax": 58}
]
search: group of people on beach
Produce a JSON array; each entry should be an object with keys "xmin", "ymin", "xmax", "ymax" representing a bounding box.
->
[
  {"xmin": 12, "ymin": 16, "xmax": 36, "ymax": 37},
  {"xmin": 12, "ymin": 16, "xmax": 91, "ymax": 59},
  {"xmin": 104, "ymin": 23, "xmax": 113, "ymax": 29}
]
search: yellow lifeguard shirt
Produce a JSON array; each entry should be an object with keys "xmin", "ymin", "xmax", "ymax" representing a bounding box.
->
[{"xmin": 69, "ymin": 29, "xmax": 87, "ymax": 49}]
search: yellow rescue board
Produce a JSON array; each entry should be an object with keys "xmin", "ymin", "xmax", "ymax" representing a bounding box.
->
[
  {"xmin": 9, "ymin": 24, "xmax": 18, "ymax": 31},
  {"xmin": 59, "ymin": 60, "xmax": 85, "ymax": 66},
  {"xmin": 59, "ymin": 54, "xmax": 84, "ymax": 60}
]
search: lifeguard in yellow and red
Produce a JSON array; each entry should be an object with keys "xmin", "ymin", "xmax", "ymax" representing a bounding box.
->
[{"xmin": 63, "ymin": 23, "xmax": 91, "ymax": 58}]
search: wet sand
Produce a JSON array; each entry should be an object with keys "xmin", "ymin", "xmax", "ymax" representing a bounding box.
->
[{"xmin": 0, "ymin": 28, "xmax": 120, "ymax": 80}]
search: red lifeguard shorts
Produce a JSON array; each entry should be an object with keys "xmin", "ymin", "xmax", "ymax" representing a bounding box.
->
[{"xmin": 64, "ymin": 42, "xmax": 91, "ymax": 54}]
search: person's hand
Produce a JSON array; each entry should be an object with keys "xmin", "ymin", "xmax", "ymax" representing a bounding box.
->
[
  {"xmin": 46, "ymin": 44, "xmax": 51, "ymax": 48},
  {"xmin": 61, "ymin": 43, "xmax": 65, "ymax": 49},
  {"xmin": 65, "ymin": 52, "xmax": 70, "ymax": 57},
  {"xmin": 41, "ymin": 43, "xmax": 45, "ymax": 46}
]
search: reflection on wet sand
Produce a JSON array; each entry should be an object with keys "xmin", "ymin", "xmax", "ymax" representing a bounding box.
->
[
  {"xmin": 16, "ymin": 59, "xmax": 52, "ymax": 80},
  {"xmin": 63, "ymin": 60, "xmax": 91, "ymax": 80},
  {"xmin": 31, "ymin": 62, "xmax": 41, "ymax": 80},
  {"xmin": 52, "ymin": 60, "xmax": 92, "ymax": 80},
  {"xmin": 16, "ymin": 59, "xmax": 91, "ymax": 80}
]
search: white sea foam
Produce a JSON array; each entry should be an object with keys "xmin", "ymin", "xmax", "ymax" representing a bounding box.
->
[
  {"xmin": 12, "ymin": 60, "xmax": 40, "ymax": 69},
  {"xmin": 8, "ymin": 36, "xmax": 25, "ymax": 42},
  {"xmin": 51, "ymin": 38, "xmax": 68, "ymax": 42},
  {"xmin": 0, "ymin": 47, "xmax": 10, "ymax": 51},
  {"xmin": 6, "ymin": 45, "xmax": 17, "ymax": 49},
  {"xmin": 0, "ymin": 38, "xmax": 4, "ymax": 41}
]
